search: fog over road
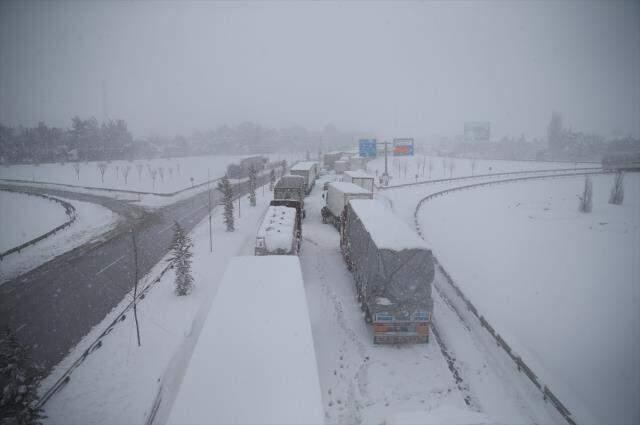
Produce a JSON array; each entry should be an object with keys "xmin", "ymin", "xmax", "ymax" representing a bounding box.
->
[{"xmin": 0, "ymin": 176, "xmax": 264, "ymax": 372}]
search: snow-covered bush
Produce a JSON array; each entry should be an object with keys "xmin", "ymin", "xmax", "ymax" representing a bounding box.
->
[
  {"xmin": 217, "ymin": 175, "xmax": 234, "ymax": 231},
  {"xmin": 0, "ymin": 328, "xmax": 44, "ymax": 425},
  {"xmin": 167, "ymin": 223, "xmax": 194, "ymax": 296}
]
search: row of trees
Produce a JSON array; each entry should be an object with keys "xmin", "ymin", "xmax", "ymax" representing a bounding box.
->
[
  {"xmin": 1, "ymin": 119, "xmax": 361, "ymax": 165},
  {"xmin": 0, "ymin": 118, "xmax": 133, "ymax": 164}
]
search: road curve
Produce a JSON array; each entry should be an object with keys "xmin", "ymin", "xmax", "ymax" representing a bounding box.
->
[{"xmin": 0, "ymin": 175, "xmax": 267, "ymax": 373}]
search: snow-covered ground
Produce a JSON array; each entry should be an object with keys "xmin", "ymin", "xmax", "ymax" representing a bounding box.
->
[
  {"xmin": 0, "ymin": 196, "xmax": 120, "ymax": 284},
  {"xmin": 418, "ymin": 173, "xmax": 640, "ymax": 425},
  {"xmin": 0, "ymin": 190, "xmax": 69, "ymax": 252},
  {"xmin": 41, "ymin": 168, "xmax": 576, "ymax": 425},
  {"xmin": 41, "ymin": 186, "xmax": 277, "ymax": 425},
  {"xmin": 364, "ymin": 155, "xmax": 598, "ymax": 186},
  {"xmin": 0, "ymin": 153, "xmax": 304, "ymax": 194}
]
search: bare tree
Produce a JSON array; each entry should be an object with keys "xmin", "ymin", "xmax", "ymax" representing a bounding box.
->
[
  {"xmin": 136, "ymin": 163, "xmax": 143, "ymax": 181},
  {"xmin": 578, "ymin": 176, "xmax": 593, "ymax": 213},
  {"xmin": 168, "ymin": 167, "xmax": 174, "ymax": 178},
  {"xmin": 609, "ymin": 171, "xmax": 624, "ymax": 205},
  {"xmin": 448, "ymin": 160, "xmax": 456, "ymax": 178},
  {"xmin": 73, "ymin": 162, "xmax": 81, "ymax": 180},
  {"xmin": 115, "ymin": 165, "xmax": 120, "ymax": 179},
  {"xmin": 150, "ymin": 168, "xmax": 158, "ymax": 190},
  {"xmin": 97, "ymin": 162, "xmax": 108, "ymax": 183},
  {"xmin": 471, "ymin": 159, "xmax": 477, "ymax": 176},
  {"xmin": 158, "ymin": 167, "xmax": 165, "ymax": 183},
  {"xmin": 123, "ymin": 165, "xmax": 131, "ymax": 185}
]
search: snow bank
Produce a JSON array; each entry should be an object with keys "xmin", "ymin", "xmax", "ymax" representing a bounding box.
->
[
  {"xmin": 419, "ymin": 173, "xmax": 640, "ymax": 425},
  {"xmin": 349, "ymin": 199, "xmax": 429, "ymax": 251},
  {"xmin": 0, "ymin": 190, "xmax": 69, "ymax": 252},
  {"xmin": 167, "ymin": 256, "xmax": 324, "ymax": 425}
]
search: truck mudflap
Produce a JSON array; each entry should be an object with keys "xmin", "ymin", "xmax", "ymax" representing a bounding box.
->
[{"xmin": 372, "ymin": 322, "xmax": 430, "ymax": 344}]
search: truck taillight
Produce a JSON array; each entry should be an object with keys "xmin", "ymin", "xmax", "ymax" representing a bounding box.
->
[
  {"xmin": 374, "ymin": 323, "xmax": 390, "ymax": 333},
  {"xmin": 416, "ymin": 324, "xmax": 429, "ymax": 335}
]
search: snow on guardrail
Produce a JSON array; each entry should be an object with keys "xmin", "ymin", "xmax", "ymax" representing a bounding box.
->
[{"xmin": 0, "ymin": 188, "xmax": 77, "ymax": 261}]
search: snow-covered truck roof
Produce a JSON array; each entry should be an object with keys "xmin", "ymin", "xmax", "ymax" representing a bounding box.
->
[
  {"xmin": 167, "ymin": 256, "xmax": 324, "ymax": 425},
  {"xmin": 349, "ymin": 199, "xmax": 430, "ymax": 251},
  {"xmin": 327, "ymin": 181, "xmax": 371, "ymax": 195},
  {"xmin": 290, "ymin": 161, "xmax": 318, "ymax": 172},
  {"xmin": 344, "ymin": 170, "xmax": 373, "ymax": 180},
  {"xmin": 275, "ymin": 174, "xmax": 305, "ymax": 189},
  {"xmin": 257, "ymin": 206, "xmax": 297, "ymax": 252}
]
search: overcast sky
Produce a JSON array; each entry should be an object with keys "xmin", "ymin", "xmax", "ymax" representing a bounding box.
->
[{"xmin": 1, "ymin": 1, "xmax": 639, "ymax": 140}]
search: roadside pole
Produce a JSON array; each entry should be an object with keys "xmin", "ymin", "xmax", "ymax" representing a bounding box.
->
[{"xmin": 208, "ymin": 169, "xmax": 212, "ymax": 252}]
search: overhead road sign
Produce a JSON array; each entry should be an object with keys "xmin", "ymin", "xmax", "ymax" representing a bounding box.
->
[
  {"xmin": 393, "ymin": 138, "xmax": 414, "ymax": 156},
  {"xmin": 359, "ymin": 139, "xmax": 377, "ymax": 158}
]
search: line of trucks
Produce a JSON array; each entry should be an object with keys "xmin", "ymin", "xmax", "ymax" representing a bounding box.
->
[{"xmin": 253, "ymin": 161, "xmax": 434, "ymax": 344}]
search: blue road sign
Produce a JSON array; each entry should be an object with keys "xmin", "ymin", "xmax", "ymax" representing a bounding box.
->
[{"xmin": 359, "ymin": 139, "xmax": 377, "ymax": 158}]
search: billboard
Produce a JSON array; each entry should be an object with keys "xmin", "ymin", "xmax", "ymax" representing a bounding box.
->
[
  {"xmin": 393, "ymin": 138, "xmax": 414, "ymax": 156},
  {"xmin": 464, "ymin": 122, "xmax": 491, "ymax": 142},
  {"xmin": 358, "ymin": 139, "xmax": 377, "ymax": 158}
]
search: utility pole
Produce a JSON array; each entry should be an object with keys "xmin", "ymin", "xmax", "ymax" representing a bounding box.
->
[
  {"xmin": 379, "ymin": 140, "xmax": 391, "ymax": 186},
  {"xmin": 131, "ymin": 229, "xmax": 141, "ymax": 347}
]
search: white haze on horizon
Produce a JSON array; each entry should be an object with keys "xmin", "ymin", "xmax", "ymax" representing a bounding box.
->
[{"xmin": 1, "ymin": 0, "xmax": 639, "ymax": 140}]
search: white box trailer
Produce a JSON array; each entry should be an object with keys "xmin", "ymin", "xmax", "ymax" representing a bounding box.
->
[
  {"xmin": 167, "ymin": 256, "xmax": 324, "ymax": 425},
  {"xmin": 334, "ymin": 160, "xmax": 349, "ymax": 174},
  {"xmin": 255, "ymin": 205, "xmax": 301, "ymax": 255},
  {"xmin": 343, "ymin": 170, "xmax": 374, "ymax": 192},
  {"xmin": 349, "ymin": 156, "xmax": 367, "ymax": 171},
  {"xmin": 290, "ymin": 161, "xmax": 318, "ymax": 195},
  {"xmin": 321, "ymin": 181, "xmax": 372, "ymax": 227}
]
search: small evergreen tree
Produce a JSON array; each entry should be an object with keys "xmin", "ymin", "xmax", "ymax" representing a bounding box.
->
[
  {"xmin": 167, "ymin": 222, "xmax": 194, "ymax": 296},
  {"xmin": 248, "ymin": 165, "xmax": 257, "ymax": 207},
  {"xmin": 609, "ymin": 171, "xmax": 624, "ymax": 205},
  {"xmin": 0, "ymin": 328, "xmax": 44, "ymax": 425},
  {"xmin": 217, "ymin": 175, "xmax": 234, "ymax": 231},
  {"xmin": 269, "ymin": 169, "xmax": 276, "ymax": 191},
  {"xmin": 578, "ymin": 176, "xmax": 593, "ymax": 213}
]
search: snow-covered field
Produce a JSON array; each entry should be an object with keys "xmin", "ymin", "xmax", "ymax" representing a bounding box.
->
[
  {"xmin": 0, "ymin": 195, "xmax": 120, "ymax": 284},
  {"xmin": 0, "ymin": 153, "xmax": 303, "ymax": 194},
  {"xmin": 364, "ymin": 155, "xmax": 598, "ymax": 187},
  {"xmin": 418, "ymin": 173, "xmax": 640, "ymax": 425},
  {"xmin": 0, "ymin": 190, "xmax": 69, "ymax": 252}
]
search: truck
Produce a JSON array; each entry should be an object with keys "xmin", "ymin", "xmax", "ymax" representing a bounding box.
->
[
  {"xmin": 255, "ymin": 205, "xmax": 301, "ymax": 256},
  {"xmin": 226, "ymin": 155, "xmax": 267, "ymax": 179},
  {"xmin": 290, "ymin": 161, "xmax": 319, "ymax": 195},
  {"xmin": 334, "ymin": 159, "xmax": 349, "ymax": 174},
  {"xmin": 340, "ymin": 199, "xmax": 434, "ymax": 344},
  {"xmin": 167, "ymin": 257, "xmax": 324, "ymax": 425},
  {"xmin": 273, "ymin": 175, "xmax": 306, "ymax": 218},
  {"xmin": 343, "ymin": 170, "xmax": 374, "ymax": 192},
  {"xmin": 321, "ymin": 182, "xmax": 372, "ymax": 228}
]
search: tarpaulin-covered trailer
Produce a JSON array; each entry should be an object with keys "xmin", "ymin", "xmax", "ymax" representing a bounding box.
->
[
  {"xmin": 274, "ymin": 175, "xmax": 306, "ymax": 217},
  {"xmin": 341, "ymin": 199, "xmax": 434, "ymax": 344}
]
